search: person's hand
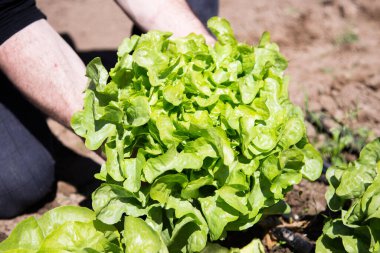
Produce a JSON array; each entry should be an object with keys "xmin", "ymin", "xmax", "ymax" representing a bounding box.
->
[{"xmin": 115, "ymin": 0, "xmax": 215, "ymax": 43}]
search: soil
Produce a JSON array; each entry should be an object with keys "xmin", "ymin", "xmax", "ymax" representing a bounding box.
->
[{"xmin": 1, "ymin": 0, "xmax": 379, "ymax": 251}]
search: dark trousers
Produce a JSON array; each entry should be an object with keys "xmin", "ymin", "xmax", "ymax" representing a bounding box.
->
[
  {"xmin": 0, "ymin": 103, "xmax": 55, "ymax": 218},
  {"xmin": 0, "ymin": 73, "xmax": 99, "ymax": 219}
]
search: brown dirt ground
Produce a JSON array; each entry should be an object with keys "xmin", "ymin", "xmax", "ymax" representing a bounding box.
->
[{"xmin": 1, "ymin": 0, "xmax": 379, "ymax": 250}]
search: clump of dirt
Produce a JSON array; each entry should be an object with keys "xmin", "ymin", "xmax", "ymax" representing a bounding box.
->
[
  {"xmin": 286, "ymin": 180, "xmax": 327, "ymax": 220},
  {"xmin": 0, "ymin": 232, "xmax": 6, "ymax": 243}
]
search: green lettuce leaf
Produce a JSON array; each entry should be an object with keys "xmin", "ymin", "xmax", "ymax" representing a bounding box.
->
[
  {"xmin": 317, "ymin": 138, "xmax": 380, "ymax": 253},
  {"xmin": 123, "ymin": 216, "xmax": 168, "ymax": 253},
  {"xmin": 0, "ymin": 206, "xmax": 121, "ymax": 253}
]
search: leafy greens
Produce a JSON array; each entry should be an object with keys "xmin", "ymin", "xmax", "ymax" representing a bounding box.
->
[
  {"xmin": 71, "ymin": 17, "xmax": 322, "ymax": 252},
  {"xmin": 316, "ymin": 138, "xmax": 380, "ymax": 253},
  {"xmin": 0, "ymin": 206, "xmax": 122, "ymax": 253}
]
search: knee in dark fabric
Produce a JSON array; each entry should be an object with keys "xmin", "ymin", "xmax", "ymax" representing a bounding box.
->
[
  {"xmin": 0, "ymin": 152, "xmax": 55, "ymax": 218},
  {"xmin": 0, "ymin": 103, "xmax": 56, "ymax": 218}
]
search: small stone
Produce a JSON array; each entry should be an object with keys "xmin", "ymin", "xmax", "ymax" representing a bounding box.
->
[
  {"xmin": 57, "ymin": 181, "xmax": 77, "ymax": 195},
  {"xmin": 306, "ymin": 121, "xmax": 317, "ymax": 140},
  {"xmin": 320, "ymin": 95, "xmax": 338, "ymax": 115}
]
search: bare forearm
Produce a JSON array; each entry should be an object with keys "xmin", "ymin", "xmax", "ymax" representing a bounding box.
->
[
  {"xmin": 115, "ymin": 0, "xmax": 215, "ymax": 43},
  {"xmin": 0, "ymin": 20, "xmax": 87, "ymax": 128}
]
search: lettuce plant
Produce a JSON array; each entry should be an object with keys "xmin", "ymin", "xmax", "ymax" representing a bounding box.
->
[
  {"xmin": 72, "ymin": 17, "xmax": 322, "ymax": 252},
  {"xmin": 0, "ymin": 17, "xmax": 322, "ymax": 252},
  {"xmin": 0, "ymin": 206, "xmax": 122, "ymax": 252},
  {"xmin": 317, "ymin": 138, "xmax": 380, "ymax": 253}
]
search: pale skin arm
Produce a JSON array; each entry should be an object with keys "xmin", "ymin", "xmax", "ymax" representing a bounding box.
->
[
  {"xmin": 115, "ymin": 0, "xmax": 215, "ymax": 44},
  {"xmin": 0, "ymin": 19, "xmax": 87, "ymax": 128}
]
